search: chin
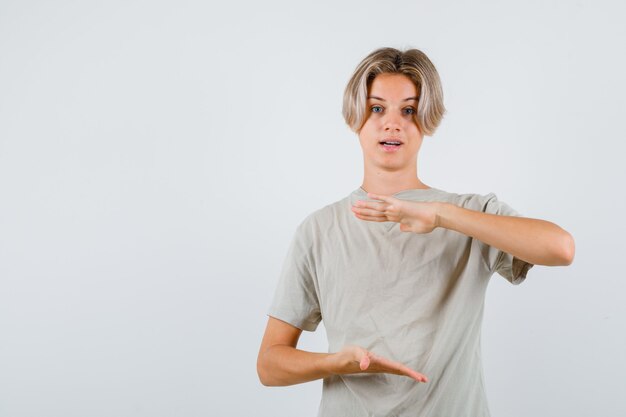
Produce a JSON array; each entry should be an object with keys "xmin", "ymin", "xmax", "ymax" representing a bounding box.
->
[{"xmin": 374, "ymin": 159, "xmax": 409, "ymax": 170}]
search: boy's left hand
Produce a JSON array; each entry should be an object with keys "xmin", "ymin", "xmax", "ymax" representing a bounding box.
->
[{"xmin": 351, "ymin": 192, "xmax": 442, "ymax": 234}]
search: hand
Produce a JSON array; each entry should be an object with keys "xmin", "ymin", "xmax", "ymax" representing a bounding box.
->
[
  {"xmin": 351, "ymin": 192, "xmax": 442, "ymax": 234},
  {"xmin": 329, "ymin": 345, "xmax": 428, "ymax": 383}
]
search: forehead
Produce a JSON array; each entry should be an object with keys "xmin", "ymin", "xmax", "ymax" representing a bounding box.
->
[{"xmin": 368, "ymin": 73, "xmax": 417, "ymax": 99}]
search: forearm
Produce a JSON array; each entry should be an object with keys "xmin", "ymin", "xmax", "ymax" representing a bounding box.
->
[
  {"xmin": 258, "ymin": 344, "xmax": 335, "ymax": 387},
  {"xmin": 436, "ymin": 202, "xmax": 575, "ymax": 266}
]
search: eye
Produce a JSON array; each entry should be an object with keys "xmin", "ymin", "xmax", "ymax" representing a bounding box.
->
[
  {"xmin": 403, "ymin": 107, "xmax": 416, "ymax": 115},
  {"xmin": 371, "ymin": 105, "xmax": 383, "ymax": 113}
]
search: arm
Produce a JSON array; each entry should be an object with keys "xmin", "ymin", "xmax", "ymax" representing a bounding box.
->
[
  {"xmin": 257, "ymin": 316, "xmax": 428, "ymax": 386},
  {"xmin": 257, "ymin": 316, "xmax": 333, "ymax": 386},
  {"xmin": 436, "ymin": 203, "xmax": 575, "ymax": 267},
  {"xmin": 352, "ymin": 192, "xmax": 575, "ymax": 267}
]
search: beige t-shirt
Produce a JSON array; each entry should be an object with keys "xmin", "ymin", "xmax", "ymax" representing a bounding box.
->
[{"xmin": 267, "ymin": 186, "xmax": 534, "ymax": 417}]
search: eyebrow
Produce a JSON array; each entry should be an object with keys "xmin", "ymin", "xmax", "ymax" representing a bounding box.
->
[{"xmin": 367, "ymin": 95, "xmax": 418, "ymax": 102}]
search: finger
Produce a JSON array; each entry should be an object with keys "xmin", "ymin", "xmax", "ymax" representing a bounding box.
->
[
  {"xmin": 403, "ymin": 368, "xmax": 429, "ymax": 383},
  {"xmin": 395, "ymin": 366, "xmax": 428, "ymax": 383},
  {"xmin": 353, "ymin": 213, "xmax": 389, "ymax": 222},
  {"xmin": 373, "ymin": 355, "xmax": 428, "ymax": 383},
  {"xmin": 372, "ymin": 354, "xmax": 407, "ymax": 372},
  {"xmin": 354, "ymin": 200, "xmax": 388, "ymax": 212},
  {"xmin": 351, "ymin": 206, "xmax": 387, "ymax": 218},
  {"xmin": 366, "ymin": 193, "xmax": 396, "ymax": 204}
]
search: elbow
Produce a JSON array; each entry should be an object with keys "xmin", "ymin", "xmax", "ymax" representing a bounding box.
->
[
  {"xmin": 257, "ymin": 368, "xmax": 281, "ymax": 387},
  {"xmin": 257, "ymin": 368, "xmax": 275, "ymax": 387},
  {"xmin": 257, "ymin": 370, "xmax": 271, "ymax": 387},
  {"xmin": 258, "ymin": 362, "xmax": 289, "ymax": 387},
  {"xmin": 257, "ymin": 350, "xmax": 278, "ymax": 387},
  {"xmin": 257, "ymin": 354, "xmax": 270, "ymax": 386},
  {"xmin": 559, "ymin": 231, "xmax": 576, "ymax": 266}
]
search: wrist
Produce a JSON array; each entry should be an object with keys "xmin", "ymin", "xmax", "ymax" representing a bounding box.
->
[
  {"xmin": 436, "ymin": 202, "xmax": 459, "ymax": 230},
  {"xmin": 320, "ymin": 352, "xmax": 340, "ymax": 376},
  {"xmin": 434, "ymin": 202, "xmax": 448, "ymax": 229}
]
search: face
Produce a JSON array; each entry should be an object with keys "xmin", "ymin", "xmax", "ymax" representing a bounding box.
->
[{"xmin": 358, "ymin": 73, "xmax": 423, "ymax": 171}]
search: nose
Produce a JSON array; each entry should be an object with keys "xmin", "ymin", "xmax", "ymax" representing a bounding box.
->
[{"xmin": 383, "ymin": 111, "xmax": 402, "ymax": 132}]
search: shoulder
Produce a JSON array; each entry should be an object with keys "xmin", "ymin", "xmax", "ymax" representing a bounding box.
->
[
  {"xmin": 425, "ymin": 188, "xmax": 498, "ymax": 211},
  {"xmin": 424, "ymin": 188, "xmax": 523, "ymax": 218},
  {"xmin": 293, "ymin": 194, "xmax": 351, "ymax": 237},
  {"xmin": 442, "ymin": 189, "xmax": 522, "ymax": 216}
]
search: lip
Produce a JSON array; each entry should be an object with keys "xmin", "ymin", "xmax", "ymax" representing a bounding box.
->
[
  {"xmin": 378, "ymin": 142, "xmax": 403, "ymax": 153},
  {"xmin": 380, "ymin": 138, "xmax": 404, "ymax": 144}
]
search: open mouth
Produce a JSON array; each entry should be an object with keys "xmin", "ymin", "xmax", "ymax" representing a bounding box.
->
[{"xmin": 379, "ymin": 140, "xmax": 403, "ymax": 151}]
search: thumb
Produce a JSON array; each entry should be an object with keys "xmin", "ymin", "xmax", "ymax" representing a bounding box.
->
[{"xmin": 359, "ymin": 353, "xmax": 371, "ymax": 370}]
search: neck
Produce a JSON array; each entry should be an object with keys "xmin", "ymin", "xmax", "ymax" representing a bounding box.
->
[{"xmin": 361, "ymin": 163, "xmax": 430, "ymax": 196}]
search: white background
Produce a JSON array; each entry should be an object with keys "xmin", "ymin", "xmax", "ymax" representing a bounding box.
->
[{"xmin": 1, "ymin": 1, "xmax": 625, "ymax": 416}]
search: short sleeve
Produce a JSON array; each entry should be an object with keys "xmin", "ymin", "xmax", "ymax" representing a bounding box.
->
[
  {"xmin": 266, "ymin": 219, "xmax": 322, "ymax": 332},
  {"xmin": 480, "ymin": 193, "xmax": 534, "ymax": 285}
]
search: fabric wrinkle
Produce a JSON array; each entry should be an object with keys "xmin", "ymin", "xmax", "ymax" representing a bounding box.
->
[{"xmin": 267, "ymin": 187, "xmax": 532, "ymax": 416}]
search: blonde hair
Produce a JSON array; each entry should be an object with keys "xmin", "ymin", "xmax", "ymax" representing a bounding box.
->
[{"xmin": 342, "ymin": 47, "xmax": 446, "ymax": 136}]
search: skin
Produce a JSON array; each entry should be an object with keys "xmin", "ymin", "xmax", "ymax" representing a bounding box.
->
[
  {"xmin": 257, "ymin": 74, "xmax": 432, "ymax": 387},
  {"xmin": 352, "ymin": 73, "xmax": 575, "ymax": 267},
  {"xmin": 257, "ymin": 72, "xmax": 575, "ymax": 388},
  {"xmin": 358, "ymin": 72, "xmax": 430, "ymax": 195}
]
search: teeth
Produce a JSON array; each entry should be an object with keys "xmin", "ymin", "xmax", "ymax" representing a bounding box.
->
[{"xmin": 382, "ymin": 142, "xmax": 401, "ymax": 145}]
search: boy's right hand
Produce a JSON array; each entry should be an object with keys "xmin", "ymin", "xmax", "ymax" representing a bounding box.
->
[{"xmin": 328, "ymin": 345, "xmax": 428, "ymax": 383}]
